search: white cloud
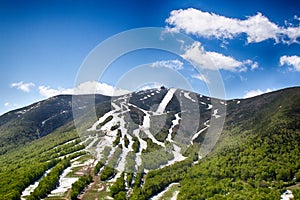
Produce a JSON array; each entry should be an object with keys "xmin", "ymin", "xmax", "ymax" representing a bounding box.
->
[
  {"xmin": 74, "ymin": 81, "xmax": 131, "ymax": 96},
  {"xmin": 192, "ymin": 73, "xmax": 210, "ymax": 84},
  {"xmin": 166, "ymin": 8, "xmax": 300, "ymax": 44},
  {"xmin": 39, "ymin": 81, "xmax": 131, "ymax": 98},
  {"xmin": 181, "ymin": 41, "xmax": 254, "ymax": 72},
  {"xmin": 279, "ymin": 55, "xmax": 300, "ymax": 71},
  {"xmin": 11, "ymin": 81, "xmax": 35, "ymax": 92},
  {"xmin": 136, "ymin": 83, "xmax": 163, "ymax": 91},
  {"xmin": 4, "ymin": 102, "xmax": 9, "ymax": 107},
  {"xmin": 38, "ymin": 86, "xmax": 73, "ymax": 98},
  {"xmin": 151, "ymin": 59, "xmax": 184, "ymax": 70},
  {"xmin": 243, "ymin": 88, "xmax": 273, "ymax": 98},
  {"xmin": 250, "ymin": 61, "xmax": 259, "ymax": 71}
]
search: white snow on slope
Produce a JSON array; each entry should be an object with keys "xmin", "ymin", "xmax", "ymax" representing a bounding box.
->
[
  {"xmin": 164, "ymin": 144, "xmax": 186, "ymax": 168},
  {"xmin": 156, "ymin": 88, "xmax": 176, "ymax": 114},
  {"xmin": 191, "ymin": 127, "xmax": 208, "ymax": 144},
  {"xmin": 142, "ymin": 112, "xmax": 151, "ymax": 129},
  {"xmin": 150, "ymin": 183, "xmax": 180, "ymax": 200},
  {"xmin": 21, "ymin": 168, "xmax": 52, "ymax": 199},
  {"xmin": 49, "ymin": 158, "xmax": 95, "ymax": 196},
  {"xmin": 171, "ymin": 191, "xmax": 179, "ymax": 200},
  {"xmin": 207, "ymin": 104, "xmax": 212, "ymax": 110},
  {"xmin": 212, "ymin": 109, "xmax": 221, "ymax": 119},
  {"xmin": 111, "ymin": 116, "xmax": 133, "ymax": 182},
  {"xmin": 167, "ymin": 113, "xmax": 181, "ymax": 142},
  {"xmin": 48, "ymin": 167, "xmax": 78, "ymax": 196},
  {"xmin": 281, "ymin": 190, "xmax": 294, "ymax": 200},
  {"xmin": 87, "ymin": 110, "xmax": 115, "ymax": 131},
  {"xmin": 41, "ymin": 111, "xmax": 68, "ymax": 126},
  {"xmin": 133, "ymin": 129, "xmax": 144, "ymax": 168},
  {"xmin": 183, "ymin": 92, "xmax": 196, "ymax": 102}
]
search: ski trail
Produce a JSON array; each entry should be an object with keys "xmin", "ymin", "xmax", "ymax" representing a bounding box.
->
[
  {"xmin": 159, "ymin": 144, "xmax": 186, "ymax": 169},
  {"xmin": 110, "ymin": 116, "xmax": 133, "ymax": 182},
  {"xmin": 166, "ymin": 113, "xmax": 181, "ymax": 142},
  {"xmin": 21, "ymin": 168, "xmax": 52, "ymax": 199},
  {"xmin": 133, "ymin": 129, "xmax": 147, "ymax": 169},
  {"xmin": 156, "ymin": 88, "xmax": 176, "ymax": 114},
  {"xmin": 87, "ymin": 110, "xmax": 115, "ymax": 131},
  {"xmin": 133, "ymin": 105, "xmax": 165, "ymax": 147},
  {"xmin": 191, "ymin": 127, "xmax": 208, "ymax": 144},
  {"xmin": 183, "ymin": 92, "xmax": 196, "ymax": 102},
  {"xmin": 150, "ymin": 183, "xmax": 180, "ymax": 200},
  {"xmin": 171, "ymin": 191, "xmax": 179, "ymax": 200}
]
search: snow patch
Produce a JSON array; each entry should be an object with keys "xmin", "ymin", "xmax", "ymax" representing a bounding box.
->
[
  {"xmin": 87, "ymin": 110, "xmax": 115, "ymax": 131},
  {"xmin": 167, "ymin": 113, "xmax": 181, "ymax": 142},
  {"xmin": 183, "ymin": 92, "xmax": 196, "ymax": 102},
  {"xmin": 212, "ymin": 109, "xmax": 221, "ymax": 119},
  {"xmin": 21, "ymin": 168, "xmax": 52, "ymax": 199},
  {"xmin": 156, "ymin": 88, "xmax": 176, "ymax": 114},
  {"xmin": 150, "ymin": 183, "xmax": 180, "ymax": 200},
  {"xmin": 281, "ymin": 190, "xmax": 294, "ymax": 200},
  {"xmin": 207, "ymin": 104, "xmax": 212, "ymax": 110},
  {"xmin": 164, "ymin": 144, "xmax": 186, "ymax": 167},
  {"xmin": 191, "ymin": 127, "xmax": 208, "ymax": 144}
]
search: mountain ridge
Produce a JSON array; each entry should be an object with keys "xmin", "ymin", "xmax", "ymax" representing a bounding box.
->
[{"xmin": 0, "ymin": 86, "xmax": 300, "ymax": 199}]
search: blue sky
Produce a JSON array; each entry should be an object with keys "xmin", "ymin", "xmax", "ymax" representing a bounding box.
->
[{"xmin": 0, "ymin": 0, "xmax": 300, "ymax": 115}]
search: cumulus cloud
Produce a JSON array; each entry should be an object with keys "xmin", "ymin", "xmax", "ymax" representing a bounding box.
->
[
  {"xmin": 166, "ymin": 8, "xmax": 300, "ymax": 44},
  {"xmin": 243, "ymin": 88, "xmax": 273, "ymax": 98},
  {"xmin": 39, "ymin": 81, "xmax": 131, "ymax": 98},
  {"xmin": 74, "ymin": 81, "xmax": 131, "ymax": 96},
  {"xmin": 181, "ymin": 41, "xmax": 255, "ymax": 72},
  {"xmin": 38, "ymin": 86, "xmax": 73, "ymax": 98},
  {"xmin": 151, "ymin": 60, "xmax": 184, "ymax": 70},
  {"xmin": 4, "ymin": 102, "xmax": 9, "ymax": 107},
  {"xmin": 279, "ymin": 55, "xmax": 300, "ymax": 71},
  {"xmin": 11, "ymin": 81, "xmax": 35, "ymax": 92}
]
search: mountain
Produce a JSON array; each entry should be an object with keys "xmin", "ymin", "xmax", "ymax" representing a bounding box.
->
[
  {"xmin": 0, "ymin": 94, "xmax": 111, "ymax": 154},
  {"xmin": 0, "ymin": 87, "xmax": 299, "ymax": 200}
]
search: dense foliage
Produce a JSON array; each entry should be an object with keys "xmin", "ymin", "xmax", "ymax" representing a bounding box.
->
[
  {"xmin": 176, "ymin": 88, "xmax": 300, "ymax": 199},
  {"xmin": 110, "ymin": 173, "xmax": 126, "ymax": 199},
  {"xmin": 27, "ymin": 158, "xmax": 71, "ymax": 200},
  {"xmin": 0, "ymin": 128, "xmax": 78, "ymax": 200},
  {"xmin": 70, "ymin": 174, "xmax": 93, "ymax": 200}
]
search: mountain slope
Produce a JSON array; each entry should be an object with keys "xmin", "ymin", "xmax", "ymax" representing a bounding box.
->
[
  {"xmin": 0, "ymin": 94, "xmax": 111, "ymax": 154},
  {"xmin": 178, "ymin": 87, "xmax": 300, "ymax": 199},
  {"xmin": 0, "ymin": 87, "xmax": 299, "ymax": 200}
]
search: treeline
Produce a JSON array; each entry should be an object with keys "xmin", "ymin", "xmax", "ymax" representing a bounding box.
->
[
  {"xmin": 131, "ymin": 136, "xmax": 140, "ymax": 153},
  {"xmin": 96, "ymin": 115, "xmax": 113, "ymax": 129},
  {"xmin": 27, "ymin": 158, "xmax": 71, "ymax": 200},
  {"xmin": 141, "ymin": 138, "xmax": 174, "ymax": 170},
  {"xmin": 110, "ymin": 173, "xmax": 126, "ymax": 199},
  {"xmin": 0, "ymin": 130, "xmax": 78, "ymax": 199},
  {"xmin": 100, "ymin": 146, "xmax": 122, "ymax": 181},
  {"xmin": 70, "ymin": 174, "xmax": 93, "ymax": 200},
  {"xmin": 177, "ymin": 123, "xmax": 300, "ymax": 199},
  {"xmin": 94, "ymin": 146, "xmax": 111, "ymax": 175},
  {"xmin": 130, "ymin": 159, "xmax": 192, "ymax": 200},
  {"xmin": 113, "ymin": 129, "xmax": 122, "ymax": 146},
  {"xmin": 0, "ymin": 160, "xmax": 57, "ymax": 200}
]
